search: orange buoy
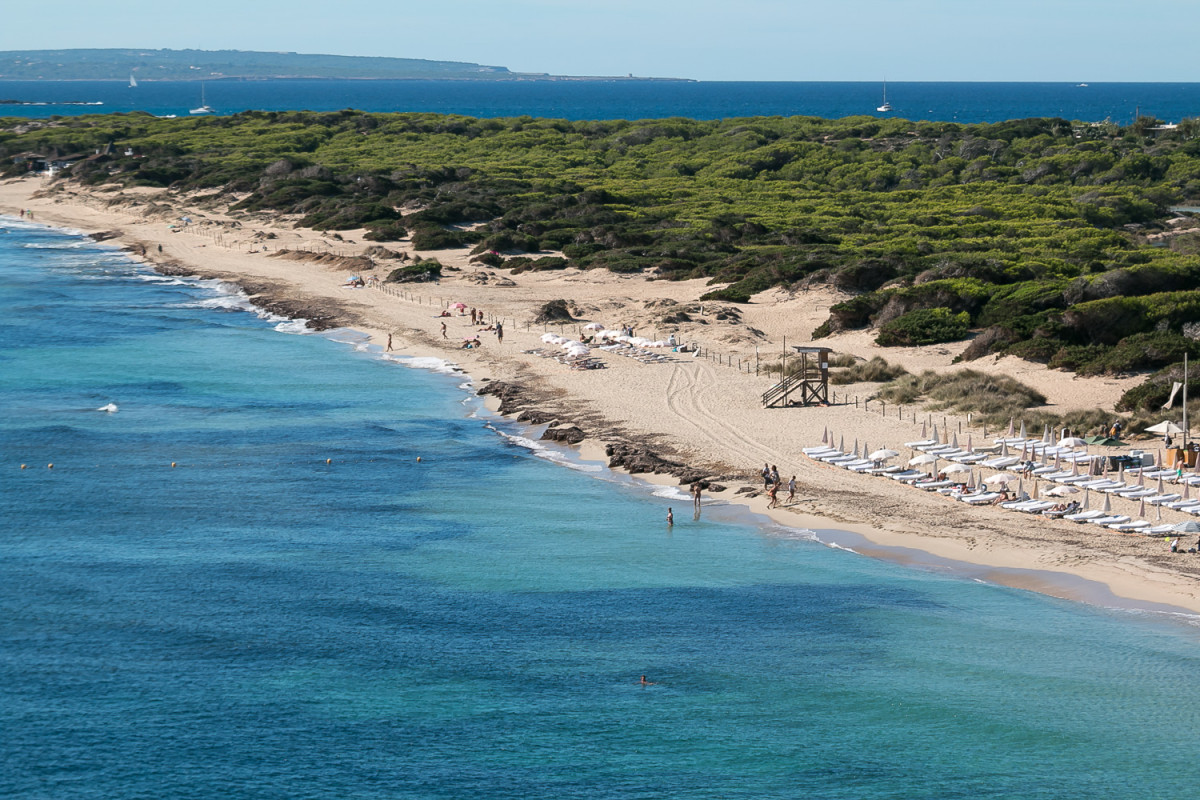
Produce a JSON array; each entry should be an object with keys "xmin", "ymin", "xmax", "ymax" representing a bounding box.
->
[
  {"xmin": 326, "ymin": 458, "xmax": 332, "ymax": 464},
  {"xmin": 171, "ymin": 462, "xmax": 177, "ymax": 468},
  {"xmin": 416, "ymin": 456, "xmax": 422, "ymax": 462},
  {"xmin": 47, "ymin": 463, "xmax": 53, "ymax": 469},
  {"xmin": 20, "ymin": 464, "xmax": 27, "ymax": 470}
]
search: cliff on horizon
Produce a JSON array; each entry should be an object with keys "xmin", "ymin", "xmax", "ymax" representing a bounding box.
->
[{"xmin": 0, "ymin": 48, "xmax": 546, "ymax": 81}]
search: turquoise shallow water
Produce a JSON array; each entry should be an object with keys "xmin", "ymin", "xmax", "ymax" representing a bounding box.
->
[{"xmin": 4, "ymin": 219, "xmax": 1200, "ymax": 798}]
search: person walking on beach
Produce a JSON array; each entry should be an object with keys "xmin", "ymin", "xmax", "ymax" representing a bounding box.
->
[
  {"xmin": 770, "ymin": 465, "xmax": 780, "ymax": 487},
  {"xmin": 495, "ymin": 321, "xmax": 503, "ymax": 345},
  {"xmin": 767, "ymin": 482, "xmax": 779, "ymax": 508},
  {"xmin": 762, "ymin": 463, "xmax": 772, "ymax": 488},
  {"xmin": 691, "ymin": 482, "xmax": 702, "ymax": 512},
  {"xmin": 386, "ymin": 333, "xmax": 393, "ymax": 352},
  {"xmin": 441, "ymin": 322, "xmax": 447, "ymax": 339},
  {"xmin": 787, "ymin": 476, "xmax": 796, "ymax": 504}
]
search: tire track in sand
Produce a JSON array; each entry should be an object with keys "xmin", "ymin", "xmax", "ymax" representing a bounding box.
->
[{"xmin": 665, "ymin": 361, "xmax": 785, "ymax": 468}]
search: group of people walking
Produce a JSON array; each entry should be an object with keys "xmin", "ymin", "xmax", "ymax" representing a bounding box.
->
[{"xmin": 762, "ymin": 463, "xmax": 796, "ymax": 508}]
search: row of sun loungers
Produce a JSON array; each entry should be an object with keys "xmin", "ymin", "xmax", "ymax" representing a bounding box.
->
[
  {"xmin": 804, "ymin": 443, "xmax": 1190, "ymax": 537},
  {"xmin": 521, "ymin": 348, "xmax": 606, "ymax": 370},
  {"xmin": 597, "ymin": 344, "xmax": 675, "ymax": 364}
]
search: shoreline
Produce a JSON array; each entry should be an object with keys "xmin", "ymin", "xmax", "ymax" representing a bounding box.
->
[{"xmin": 5, "ymin": 175, "xmax": 1200, "ymax": 614}]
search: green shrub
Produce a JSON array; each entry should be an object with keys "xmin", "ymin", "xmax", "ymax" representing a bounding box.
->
[
  {"xmin": 385, "ymin": 260, "xmax": 441, "ymax": 283},
  {"xmin": 700, "ymin": 286, "xmax": 753, "ymax": 303},
  {"xmin": 830, "ymin": 356, "xmax": 910, "ymax": 385},
  {"xmin": 876, "ymin": 307, "xmax": 970, "ymax": 346},
  {"xmin": 876, "ymin": 369, "xmax": 1046, "ymax": 422},
  {"xmin": 364, "ymin": 222, "xmax": 408, "ymax": 242},
  {"xmin": 409, "ymin": 227, "xmax": 482, "ymax": 250}
]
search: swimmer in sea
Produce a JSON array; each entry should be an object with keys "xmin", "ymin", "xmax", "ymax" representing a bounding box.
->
[
  {"xmin": 640, "ymin": 675, "xmax": 656, "ymax": 686},
  {"xmin": 666, "ymin": 508, "xmax": 673, "ymax": 526}
]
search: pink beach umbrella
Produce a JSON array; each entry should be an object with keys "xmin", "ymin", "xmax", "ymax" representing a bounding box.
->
[
  {"xmin": 1001, "ymin": 441, "xmax": 1009, "ymax": 457},
  {"xmin": 821, "ymin": 428, "xmax": 828, "ymax": 445},
  {"xmin": 967, "ymin": 433, "xmax": 974, "ymax": 453},
  {"xmin": 1007, "ymin": 417, "xmax": 1015, "ymax": 437},
  {"xmin": 1138, "ymin": 497, "xmax": 1146, "ymax": 519},
  {"xmin": 1157, "ymin": 475, "xmax": 1165, "ymax": 493}
]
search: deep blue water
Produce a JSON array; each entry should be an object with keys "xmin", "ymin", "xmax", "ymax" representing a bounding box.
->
[
  {"xmin": 5, "ymin": 220, "xmax": 1200, "ymax": 798},
  {"xmin": 1, "ymin": 79, "xmax": 1199, "ymax": 123}
]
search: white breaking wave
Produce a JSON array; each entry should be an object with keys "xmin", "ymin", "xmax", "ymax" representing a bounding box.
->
[
  {"xmin": 651, "ymin": 485, "xmax": 691, "ymax": 500},
  {"xmin": 274, "ymin": 320, "xmax": 311, "ymax": 335},
  {"xmin": 383, "ymin": 354, "xmax": 463, "ymax": 375},
  {"xmin": 487, "ymin": 425, "xmax": 604, "ymax": 473},
  {"xmin": 97, "ymin": 403, "xmax": 119, "ymax": 413}
]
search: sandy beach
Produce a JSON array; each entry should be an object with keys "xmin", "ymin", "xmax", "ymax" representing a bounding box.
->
[{"xmin": 5, "ymin": 174, "xmax": 1199, "ymax": 613}]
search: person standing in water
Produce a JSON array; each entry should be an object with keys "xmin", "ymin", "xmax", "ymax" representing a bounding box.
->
[{"xmin": 666, "ymin": 508, "xmax": 674, "ymax": 526}]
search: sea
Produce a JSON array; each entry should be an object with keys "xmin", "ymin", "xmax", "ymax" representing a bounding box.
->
[
  {"xmin": 6, "ymin": 217, "xmax": 1200, "ymax": 795},
  {"xmin": 1, "ymin": 79, "xmax": 1200, "ymax": 123}
]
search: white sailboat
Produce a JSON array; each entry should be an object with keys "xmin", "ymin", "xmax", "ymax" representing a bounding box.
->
[
  {"xmin": 876, "ymin": 81, "xmax": 892, "ymax": 113},
  {"xmin": 129, "ymin": 72, "xmax": 138, "ymax": 88},
  {"xmin": 189, "ymin": 84, "xmax": 214, "ymax": 115}
]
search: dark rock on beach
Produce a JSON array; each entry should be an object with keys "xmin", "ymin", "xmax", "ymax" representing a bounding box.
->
[
  {"xmin": 541, "ymin": 423, "xmax": 585, "ymax": 444},
  {"xmin": 87, "ymin": 230, "xmax": 122, "ymax": 241},
  {"xmin": 477, "ymin": 380, "xmax": 530, "ymax": 416}
]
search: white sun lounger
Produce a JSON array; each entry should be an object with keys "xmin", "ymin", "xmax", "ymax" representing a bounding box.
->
[
  {"xmin": 960, "ymin": 492, "xmax": 1002, "ymax": 505},
  {"xmin": 839, "ymin": 459, "xmax": 874, "ymax": 470},
  {"xmin": 903, "ymin": 439, "xmax": 939, "ymax": 448},
  {"xmin": 1089, "ymin": 515, "xmax": 1131, "ymax": 526},
  {"xmin": 802, "ymin": 446, "xmax": 839, "ymax": 456},
  {"xmin": 980, "ymin": 456, "xmax": 1021, "ymax": 469},
  {"xmin": 1146, "ymin": 524, "xmax": 1178, "ymax": 535},
  {"xmin": 1065, "ymin": 509, "xmax": 1106, "ymax": 522},
  {"xmin": 1109, "ymin": 520, "xmax": 1150, "ymax": 532},
  {"xmin": 888, "ymin": 469, "xmax": 925, "ymax": 481},
  {"xmin": 1146, "ymin": 494, "xmax": 1181, "ymax": 505},
  {"xmin": 1015, "ymin": 501, "xmax": 1056, "ymax": 513},
  {"xmin": 1115, "ymin": 488, "xmax": 1157, "ymax": 499},
  {"xmin": 915, "ymin": 479, "xmax": 956, "ymax": 490},
  {"xmin": 865, "ymin": 465, "xmax": 903, "ymax": 475},
  {"xmin": 1167, "ymin": 499, "xmax": 1200, "ymax": 510}
]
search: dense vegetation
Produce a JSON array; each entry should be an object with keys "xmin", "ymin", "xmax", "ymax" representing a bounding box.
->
[{"xmin": 3, "ymin": 109, "xmax": 1200, "ymax": 386}]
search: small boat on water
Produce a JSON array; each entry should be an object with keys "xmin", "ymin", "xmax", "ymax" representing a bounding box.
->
[
  {"xmin": 129, "ymin": 73, "xmax": 138, "ymax": 88},
  {"xmin": 189, "ymin": 84, "xmax": 214, "ymax": 115},
  {"xmin": 876, "ymin": 81, "xmax": 892, "ymax": 112}
]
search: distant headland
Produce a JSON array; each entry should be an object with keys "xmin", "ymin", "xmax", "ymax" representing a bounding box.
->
[{"xmin": 0, "ymin": 48, "xmax": 692, "ymax": 82}]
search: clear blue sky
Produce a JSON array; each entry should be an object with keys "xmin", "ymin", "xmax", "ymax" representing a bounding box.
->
[{"xmin": 2, "ymin": 0, "xmax": 1195, "ymax": 82}]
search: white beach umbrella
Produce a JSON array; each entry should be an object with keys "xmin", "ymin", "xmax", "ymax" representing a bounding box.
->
[
  {"xmin": 931, "ymin": 423, "xmax": 939, "ymax": 444},
  {"xmin": 951, "ymin": 432, "xmax": 959, "ymax": 449},
  {"xmin": 1060, "ymin": 437, "xmax": 1087, "ymax": 448},
  {"xmin": 1171, "ymin": 520, "xmax": 1200, "ymax": 533},
  {"xmin": 1102, "ymin": 493, "xmax": 1112, "ymax": 513},
  {"xmin": 821, "ymin": 427, "xmax": 829, "ymax": 446},
  {"xmin": 869, "ymin": 449, "xmax": 900, "ymax": 461},
  {"xmin": 1157, "ymin": 475, "xmax": 1165, "ymax": 493},
  {"xmin": 967, "ymin": 433, "xmax": 974, "ymax": 453},
  {"xmin": 1137, "ymin": 497, "xmax": 1146, "ymax": 519},
  {"xmin": 921, "ymin": 420, "xmax": 927, "ymax": 438},
  {"xmin": 1019, "ymin": 420, "xmax": 1027, "ymax": 439},
  {"xmin": 1083, "ymin": 488, "xmax": 1090, "ymax": 510},
  {"xmin": 852, "ymin": 438, "xmax": 860, "ymax": 458},
  {"xmin": 583, "ymin": 322, "xmax": 605, "ymax": 330},
  {"xmin": 943, "ymin": 463, "xmax": 972, "ymax": 475},
  {"xmin": 1000, "ymin": 441, "xmax": 1009, "ymax": 457},
  {"xmin": 985, "ymin": 473, "xmax": 1019, "ymax": 485},
  {"xmin": 839, "ymin": 435, "xmax": 845, "ymax": 453},
  {"xmin": 909, "ymin": 453, "xmax": 939, "ymax": 466},
  {"xmin": 1146, "ymin": 421, "xmax": 1185, "ymax": 435},
  {"xmin": 1007, "ymin": 417, "xmax": 1015, "ymax": 437},
  {"xmin": 1045, "ymin": 485, "xmax": 1080, "ymax": 497}
]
